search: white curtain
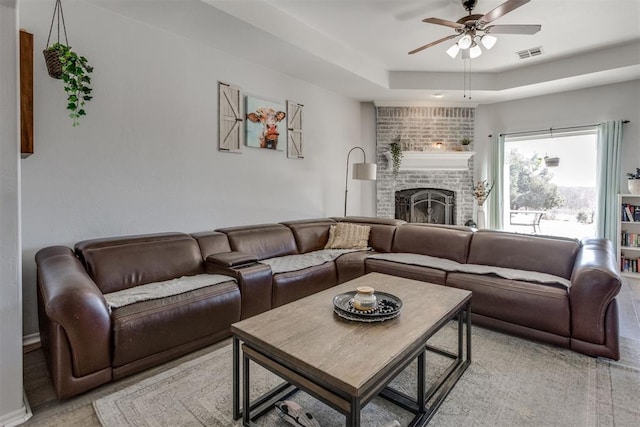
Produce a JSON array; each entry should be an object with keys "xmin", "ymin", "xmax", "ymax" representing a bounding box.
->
[
  {"xmin": 488, "ymin": 134, "xmax": 505, "ymax": 229},
  {"xmin": 596, "ymin": 120, "xmax": 624, "ymax": 240}
]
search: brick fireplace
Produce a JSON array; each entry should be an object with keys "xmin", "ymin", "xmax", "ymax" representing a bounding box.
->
[{"xmin": 376, "ymin": 106, "xmax": 475, "ymax": 225}]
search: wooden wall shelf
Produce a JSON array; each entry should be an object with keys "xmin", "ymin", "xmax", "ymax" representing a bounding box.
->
[
  {"xmin": 20, "ymin": 29, "xmax": 34, "ymax": 158},
  {"xmin": 384, "ymin": 150, "xmax": 475, "ymax": 171}
]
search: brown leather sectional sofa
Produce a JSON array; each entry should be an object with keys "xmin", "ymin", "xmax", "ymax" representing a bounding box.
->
[{"xmin": 35, "ymin": 216, "xmax": 621, "ymax": 399}]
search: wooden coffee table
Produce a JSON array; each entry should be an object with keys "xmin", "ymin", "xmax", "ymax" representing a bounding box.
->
[{"xmin": 232, "ymin": 272, "xmax": 472, "ymax": 426}]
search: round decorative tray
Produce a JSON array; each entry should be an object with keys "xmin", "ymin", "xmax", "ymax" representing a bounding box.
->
[
  {"xmin": 332, "ymin": 291, "xmax": 403, "ymax": 320},
  {"xmin": 333, "ymin": 308, "xmax": 400, "ymax": 323}
]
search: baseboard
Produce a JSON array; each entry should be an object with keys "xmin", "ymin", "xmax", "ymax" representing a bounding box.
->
[
  {"xmin": 0, "ymin": 392, "xmax": 32, "ymax": 427},
  {"xmin": 23, "ymin": 332, "xmax": 41, "ymax": 353}
]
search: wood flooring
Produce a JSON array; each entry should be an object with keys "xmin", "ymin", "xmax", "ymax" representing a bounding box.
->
[{"xmin": 21, "ymin": 279, "xmax": 640, "ymax": 426}]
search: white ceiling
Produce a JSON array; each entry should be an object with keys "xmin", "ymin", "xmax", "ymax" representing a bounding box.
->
[{"xmin": 92, "ymin": 0, "xmax": 640, "ymax": 105}]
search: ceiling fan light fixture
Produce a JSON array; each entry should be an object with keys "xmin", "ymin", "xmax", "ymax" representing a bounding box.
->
[
  {"xmin": 469, "ymin": 43, "xmax": 482, "ymax": 59},
  {"xmin": 446, "ymin": 43, "xmax": 461, "ymax": 58},
  {"xmin": 458, "ymin": 33, "xmax": 473, "ymax": 49},
  {"xmin": 481, "ymin": 34, "xmax": 497, "ymax": 50}
]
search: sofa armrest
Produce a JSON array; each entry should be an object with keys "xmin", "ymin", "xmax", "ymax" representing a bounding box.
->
[
  {"xmin": 35, "ymin": 246, "xmax": 111, "ymax": 378},
  {"xmin": 206, "ymin": 251, "xmax": 258, "ymax": 268},
  {"xmin": 570, "ymin": 238, "xmax": 621, "ymax": 345},
  {"xmin": 205, "ymin": 254, "xmax": 272, "ymax": 319}
]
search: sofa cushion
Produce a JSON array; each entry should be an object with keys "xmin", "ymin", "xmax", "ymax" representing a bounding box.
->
[
  {"xmin": 335, "ymin": 250, "xmax": 373, "ymax": 284},
  {"xmin": 281, "ymin": 218, "xmax": 336, "ymax": 253},
  {"xmin": 335, "ymin": 217, "xmax": 404, "ymax": 252},
  {"xmin": 272, "ymin": 262, "xmax": 337, "ymax": 308},
  {"xmin": 446, "ymin": 272, "xmax": 570, "ymax": 337},
  {"xmin": 191, "ymin": 231, "xmax": 231, "ymax": 259},
  {"xmin": 217, "ymin": 224, "xmax": 298, "ymax": 260},
  {"xmin": 103, "ymin": 274, "xmax": 236, "ymax": 309},
  {"xmin": 262, "ymin": 249, "xmax": 365, "ymax": 274},
  {"xmin": 367, "ymin": 253, "xmax": 571, "ymax": 288},
  {"xmin": 467, "ymin": 230, "xmax": 580, "ymax": 279},
  {"xmin": 75, "ymin": 233, "xmax": 204, "ymax": 294},
  {"xmin": 325, "ymin": 223, "xmax": 371, "ymax": 249},
  {"xmin": 110, "ymin": 280, "xmax": 240, "ymax": 368},
  {"xmin": 392, "ymin": 223, "xmax": 473, "ymax": 264},
  {"xmin": 365, "ymin": 258, "xmax": 447, "ymax": 285}
]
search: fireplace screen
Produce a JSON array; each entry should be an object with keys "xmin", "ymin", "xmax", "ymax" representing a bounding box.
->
[{"xmin": 395, "ymin": 188, "xmax": 455, "ymax": 224}]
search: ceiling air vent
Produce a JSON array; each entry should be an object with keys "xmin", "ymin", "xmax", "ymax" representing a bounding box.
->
[{"xmin": 516, "ymin": 46, "xmax": 543, "ymax": 60}]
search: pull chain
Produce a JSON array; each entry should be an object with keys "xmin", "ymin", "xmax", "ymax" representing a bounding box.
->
[
  {"xmin": 463, "ymin": 58, "xmax": 473, "ymax": 100},
  {"xmin": 468, "ymin": 59, "xmax": 472, "ymax": 100}
]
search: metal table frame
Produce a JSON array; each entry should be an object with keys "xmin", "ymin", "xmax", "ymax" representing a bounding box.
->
[{"xmin": 233, "ymin": 300, "xmax": 471, "ymax": 426}]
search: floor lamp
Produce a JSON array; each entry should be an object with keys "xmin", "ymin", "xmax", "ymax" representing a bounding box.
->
[{"xmin": 344, "ymin": 147, "xmax": 377, "ymax": 216}]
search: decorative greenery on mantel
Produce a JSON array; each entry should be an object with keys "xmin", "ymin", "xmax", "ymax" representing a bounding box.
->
[
  {"xmin": 384, "ymin": 150, "xmax": 475, "ymax": 171},
  {"xmin": 389, "ymin": 141, "xmax": 403, "ymax": 178}
]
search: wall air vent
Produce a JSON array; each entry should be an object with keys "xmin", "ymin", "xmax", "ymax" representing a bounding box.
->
[{"xmin": 516, "ymin": 46, "xmax": 543, "ymax": 60}]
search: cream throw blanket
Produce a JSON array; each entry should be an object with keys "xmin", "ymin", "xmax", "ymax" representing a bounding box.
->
[
  {"xmin": 368, "ymin": 253, "xmax": 572, "ymax": 288},
  {"xmin": 104, "ymin": 274, "xmax": 236, "ymax": 309},
  {"xmin": 262, "ymin": 249, "xmax": 367, "ymax": 274}
]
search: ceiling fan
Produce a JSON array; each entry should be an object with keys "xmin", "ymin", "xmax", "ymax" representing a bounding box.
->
[{"xmin": 409, "ymin": 0, "xmax": 541, "ymax": 58}]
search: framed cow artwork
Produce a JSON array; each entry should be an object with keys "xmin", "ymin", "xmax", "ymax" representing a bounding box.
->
[{"xmin": 245, "ymin": 96, "xmax": 286, "ymax": 151}]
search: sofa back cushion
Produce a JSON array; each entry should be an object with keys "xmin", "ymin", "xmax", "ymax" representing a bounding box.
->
[
  {"xmin": 216, "ymin": 224, "xmax": 298, "ymax": 260},
  {"xmin": 191, "ymin": 231, "xmax": 232, "ymax": 259},
  {"xmin": 334, "ymin": 217, "xmax": 405, "ymax": 252},
  {"xmin": 281, "ymin": 218, "xmax": 336, "ymax": 253},
  {"xmin": 392, "ymin": 223, "xmax": 473, "ymax": 264},
  {"xmin": 467, "ymin": 230, "xmax": 580, "ymax": 279},
  {"xmin": 75, "ymin": 233, "xmax": 204, "ymax": 294}
]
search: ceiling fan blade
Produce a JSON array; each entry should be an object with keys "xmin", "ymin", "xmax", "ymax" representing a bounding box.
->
[
  {"xmin": 485, "ymin": 24, "xmax": 541, "ymax": 34},
  {"xmin": 479, "ymin": 0, "xmax": 530, "ymax": 24},
  {"xmin": 408, "ymin": 34, "xmax": 459, "ymax": 55},
  {"xmin": 422, "ymin": 17, "xmax": 464, "ymax": 29}
]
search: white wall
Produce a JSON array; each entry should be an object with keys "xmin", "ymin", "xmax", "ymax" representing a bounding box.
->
[
  {"xmin": 474, "ymin": 80, "xmax": 640, "ymax": 203},
  {"xmin": 0, "ymin": 1, "xmax": 30, "ymax": 425},
  {"xmin": 359, "ymin": 101, "xmax": 377, "ymax": 215},
  {"xmin": 19, "ymin": 1, "xmax": 372, "ymax": 335}
]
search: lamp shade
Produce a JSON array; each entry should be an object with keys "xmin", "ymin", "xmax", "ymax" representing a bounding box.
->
[
  {"xmin": 353, "ymin": 162, "xmax": 377, "ymax": 180},
  {"xmin": 481, "ymin": 34, "xmax": 497, "ymax": 50},
  {"xmin": 469, "ymin": 43, "xmax": 482, "ymax": 59},
  {"xmin": 446, "ymin": 43, "xmax": 460, "ymax": 59},
  {"xmin": 458, "ymin": 34, "xmax": 472, "ymax": 49}
]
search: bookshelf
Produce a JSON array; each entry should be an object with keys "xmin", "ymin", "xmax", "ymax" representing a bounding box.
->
[{"xmin": 618, "ymin": 194, "xmax": 640, "ymax": 278}]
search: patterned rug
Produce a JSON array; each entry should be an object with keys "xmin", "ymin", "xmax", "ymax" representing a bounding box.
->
[{"xmin": 93, "ymin": 324, "xmax": 640, "ymax": 426}]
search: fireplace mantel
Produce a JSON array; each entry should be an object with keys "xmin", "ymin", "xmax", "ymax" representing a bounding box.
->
[{"xmin": 384, "ymin": 150, "xmax": 475, "ymax": 171}]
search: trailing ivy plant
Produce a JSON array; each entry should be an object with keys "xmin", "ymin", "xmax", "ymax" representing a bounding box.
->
[
  {"xmin": 389, "ymin": 141, "xmax": 403, "ymax": 178},
  {"xmin": 47, "ymin": 43, "xmax": 94, "ymax": 126}
]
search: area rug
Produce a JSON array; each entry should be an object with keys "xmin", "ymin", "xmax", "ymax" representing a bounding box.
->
[{"xmin": 93, "ymin": 324, "xmax": 640, "ymax": 426}]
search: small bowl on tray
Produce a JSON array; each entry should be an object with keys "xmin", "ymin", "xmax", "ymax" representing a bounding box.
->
[{"xmin": 332, "ymin": 290, "xmax": 402, "ymax": 322}]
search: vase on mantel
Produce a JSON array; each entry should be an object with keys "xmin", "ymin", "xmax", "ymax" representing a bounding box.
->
[{"xmin": 477, "ymin": 205, "xmax": 486, "ymax": 229}]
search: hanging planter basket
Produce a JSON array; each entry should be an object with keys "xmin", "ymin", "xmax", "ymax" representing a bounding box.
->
[
  {"xmin": 544, "ymin": 156, "xmax": 560, "ymax": 167},
  {"xmin": 43, "ymin": 0, "xmax": 68, "ymax": 79},
  {"xmin": 41, "ymin": 0, "xmax": 94, "ymax": 126},
  {"xmin": 44, "ymin": 48, "xmax": 64, "ymax": 79}
]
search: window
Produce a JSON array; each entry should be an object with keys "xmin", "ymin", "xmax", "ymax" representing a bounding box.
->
[{"xmin": 502, "ymin": 129, "xmax": 598, "ymax": 239}]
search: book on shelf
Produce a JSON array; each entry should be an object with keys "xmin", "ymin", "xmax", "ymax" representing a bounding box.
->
[
  {"xmin": 621, "ymin": 230, "xmax": 639, "ymax": 247},
  {"xmin": 620, "ymin": 255, "xmax": 640, "ymax": 273},
  {"xmin": 624, "ymin": 205, "xmax": 634, "ymax": 222}
]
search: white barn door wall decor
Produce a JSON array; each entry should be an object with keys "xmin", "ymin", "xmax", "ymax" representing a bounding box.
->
[
  {"xmin": 287, "ymin": 100, "xmax": 304, "ymax": 159},
  {"xmin": 218, "ymin": 82, "xmax": 243, "ymax": 153}
]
